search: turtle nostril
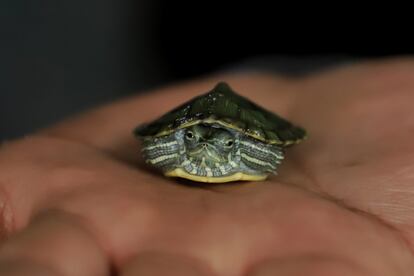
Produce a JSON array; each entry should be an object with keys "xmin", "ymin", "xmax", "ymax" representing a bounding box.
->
[{"xmin": 201, "ymin": 143, "xmax": 208, "ymax": 148}]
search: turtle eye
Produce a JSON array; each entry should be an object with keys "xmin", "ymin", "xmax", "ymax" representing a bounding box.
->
[
  {"xmin": 185, "ymin": 131, "xmax": 194, "ymax": 140},
  {"xmin": 225, "ymin": 140, "xmax": 234, "ymax": 147}
]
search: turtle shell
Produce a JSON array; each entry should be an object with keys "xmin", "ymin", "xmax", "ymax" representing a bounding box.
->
[{"xmin": 135, "ymin": 82, "xmax": 306, "ymax": 146}]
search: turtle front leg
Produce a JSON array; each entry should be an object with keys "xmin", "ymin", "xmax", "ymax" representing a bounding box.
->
[
  {"xmin": 238, "ymin": 136, "xmax": 285, "ymax": 175},
  {"xmin": 141, "ymin": 133, "xmax": 181, "ymax": 173}
]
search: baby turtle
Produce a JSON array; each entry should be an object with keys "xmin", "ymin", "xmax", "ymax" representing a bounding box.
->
[{"xmin": 134, "ymin": 82, "xmax": 306, "ymax": 183}]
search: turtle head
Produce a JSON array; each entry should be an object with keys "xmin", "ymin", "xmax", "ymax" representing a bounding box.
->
[{"xmin": 184, "ymin": 124, "xmax": 236, "ymax": 166}]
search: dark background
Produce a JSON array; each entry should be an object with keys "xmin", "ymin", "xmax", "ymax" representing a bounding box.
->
[{"xmin": 1, "ymin": 1, "xmax": 412, "ymax": 140}]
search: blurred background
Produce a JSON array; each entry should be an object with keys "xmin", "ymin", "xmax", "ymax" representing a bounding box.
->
[{"xmin": 1, "ymin": 1, "xmax": 412, "ymax": 140}]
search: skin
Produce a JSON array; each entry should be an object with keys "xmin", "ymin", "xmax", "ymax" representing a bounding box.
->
[{"xmin": 0, "ymin": 58, "xmax": 414, "ymax": 275}]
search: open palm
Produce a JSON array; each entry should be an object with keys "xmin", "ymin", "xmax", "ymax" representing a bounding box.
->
[{"xmin": 0, "ymin": 59, "xmax": 413, "ymax": 276}]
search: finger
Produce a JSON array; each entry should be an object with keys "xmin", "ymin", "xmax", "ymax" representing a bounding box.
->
[
  {"xmin": 0, "ymin": 210, "xmax": 109, "ymax": 276},
  {"xmin": 247, "ymin": 255, "xmax": 381, "ymax": 276},
  {"xmin": 0, "ymin": 259, "xmax": 58, "ymax": 276},
  {"xmin": 121, "ymin": 251, "xmax": 211, "ymax": 276}
]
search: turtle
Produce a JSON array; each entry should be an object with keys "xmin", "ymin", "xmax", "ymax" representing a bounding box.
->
[{"xmin": 134, "ymin": 82, "xmax": 306, "ymax": 183}]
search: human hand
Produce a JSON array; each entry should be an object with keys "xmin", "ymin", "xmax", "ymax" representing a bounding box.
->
[{"xmin": 0, "ymin": 59, "xmax": 414, "ymax": 275}]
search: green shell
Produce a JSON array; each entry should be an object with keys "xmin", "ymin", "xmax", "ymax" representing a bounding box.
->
[{"xmin": 135, "ymin": 82, "xmax": 306, "ymax": 146}]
